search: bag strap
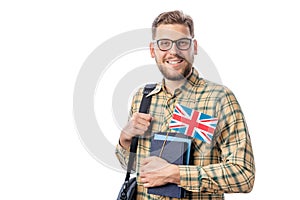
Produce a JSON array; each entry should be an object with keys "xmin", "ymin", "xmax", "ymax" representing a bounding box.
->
[{"xmin": 125, "ymin": 83, "xmax": 156, "ymax": 182}]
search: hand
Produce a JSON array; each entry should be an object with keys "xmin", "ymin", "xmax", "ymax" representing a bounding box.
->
[
  {"xmin": 140, "ymin": 156, "xmax": 180, "ymax": 188},
  {"xmin": 119, "ymin": 113, "xmax": 152, "ymax": 149}
]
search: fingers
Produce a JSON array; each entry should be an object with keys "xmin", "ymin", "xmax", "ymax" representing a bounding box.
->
[
  {"xmin": 140, "ymin": 157, "xmax": 174, "ymax": 188},
  {"xmin": 140, "ymin": 176, "xmax": 151, "ymax": 188},
  {"xmin": 123, "ymin": 113, "xmax": 153, "ymax": 137},
  {"xmin": 141, "ymin": 156, "xmax": 169, "ymax": 173},
  {"xmin": 133, "ymin": 113, "xmax": 152, "ymax": 127},
  {"xmin": 141, "ymin": 179, "xmax": 151, "ymax": 188},
  {"xmin": 130, "ymin": 113, "xmax": 152, "ymax": 134},
  {"xmin": 119, "ymin": 113, "xmax": 153, "ymax": 149},
  {"xmin": 140, "ymin": 168, "xmax": 151, "ymax": 188},
  {"xmin": 141, "ymin": 156, "xmax": 154, "ymax": 167}
]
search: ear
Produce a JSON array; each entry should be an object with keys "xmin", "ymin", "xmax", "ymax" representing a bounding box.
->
[
  {"xmin": 193, "ymin": 39, "xmax": 198, "ymax": 55},
  {"xmin": 150, "ymin": 42, "xmax": 155, "ymax": 58}
]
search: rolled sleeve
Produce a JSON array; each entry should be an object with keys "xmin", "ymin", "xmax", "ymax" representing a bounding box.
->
[
  {"xmin": 178, "ymin": 165, "xmax": 201, "ymax": 192},
  {"xmin": 115, "ymin": 143, "xmax": 130, "ymax": 171},
  {"xmin": 178, "ymin": 165, "xmax": 224, "ymax": 194}
]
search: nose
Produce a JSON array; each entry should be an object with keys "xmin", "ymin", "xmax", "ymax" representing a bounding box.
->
[{"xmin": 168, "ymin": 42, "xmax": 178, "ymax": 54}]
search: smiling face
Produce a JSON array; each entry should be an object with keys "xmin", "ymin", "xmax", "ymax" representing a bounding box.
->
[{"xmin": 150, "ymin": 24, "xmax": 198, "ymax": 81}]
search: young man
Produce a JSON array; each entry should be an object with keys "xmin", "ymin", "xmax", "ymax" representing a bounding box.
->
[{"xmin": 116, "ymin": 10, "xmax": 255, "ymax": 199}]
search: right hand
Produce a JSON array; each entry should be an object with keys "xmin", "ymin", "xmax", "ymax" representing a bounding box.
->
[{"xmin": 119, "ymin": 113, "xmax": 153, "ymax": 149}]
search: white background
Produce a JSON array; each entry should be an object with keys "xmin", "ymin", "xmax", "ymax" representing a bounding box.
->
[{"xmin": 1, "ymin": 0, "xmax": 299, "ymax": 199}]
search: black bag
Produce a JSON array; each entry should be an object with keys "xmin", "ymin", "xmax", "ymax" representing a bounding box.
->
[
  {"xmin": 117, "ymin": 177, "xmax": 137, "ymax": 200},
  {"xmin": 117, "ymin": 84, "xmax": 156, "ymax": 200}
]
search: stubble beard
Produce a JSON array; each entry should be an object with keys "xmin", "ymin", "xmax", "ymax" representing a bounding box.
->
[
  {"xmin": 156, "ymin": 56, "xmax": 193, "ymax": 81},
  {"xmin": 158, "ymin": 64, "xmax": 192, "ymax": 81}
]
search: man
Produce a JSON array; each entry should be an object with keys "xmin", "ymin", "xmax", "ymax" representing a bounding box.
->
[{"xmin": 116, "ymin": 10, "xmax": 255, "ymax": 199}]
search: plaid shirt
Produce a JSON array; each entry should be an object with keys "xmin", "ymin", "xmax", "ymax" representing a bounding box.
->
[{"xmin": 116, "ymin": 68, "xmax": 255, "ymax": 200}]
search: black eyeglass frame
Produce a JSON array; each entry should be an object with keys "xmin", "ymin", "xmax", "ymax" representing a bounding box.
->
[{"xmin": 154, "ymin": 38, "xmax": 193, "ymax": 51}]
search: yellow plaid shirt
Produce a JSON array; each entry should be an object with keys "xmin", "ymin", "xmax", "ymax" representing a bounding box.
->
[{"xmin": 116, "ymin": 68, "xmax": 255, "ymax": 200}]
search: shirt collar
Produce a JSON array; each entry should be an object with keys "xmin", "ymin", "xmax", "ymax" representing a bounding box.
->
[{"xmin": 181, "ymin": 67, "xmax": 206, "ymax": 91}]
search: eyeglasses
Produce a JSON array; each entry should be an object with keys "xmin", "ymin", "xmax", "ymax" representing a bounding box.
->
[{"xmin": 155, "ymin": 38, "xmax": 192, "ymax": 51}]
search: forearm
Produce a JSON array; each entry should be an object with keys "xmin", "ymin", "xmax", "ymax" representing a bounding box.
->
[{"xmin": 115, "ymin": 143, "xmax": 131, "ymax": 171}]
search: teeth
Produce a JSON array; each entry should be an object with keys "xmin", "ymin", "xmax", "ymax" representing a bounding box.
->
[{"xmin": 168, "ymin": 60, "xmax": 181, "ymax": 64}]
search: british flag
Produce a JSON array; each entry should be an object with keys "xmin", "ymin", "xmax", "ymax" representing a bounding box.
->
[{"xmin": 169, "ymin": 104, "xmax": 218, "ymax": 143}]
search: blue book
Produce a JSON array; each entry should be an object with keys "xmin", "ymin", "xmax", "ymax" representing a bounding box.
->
[{"xmin": 148, "ymin": 132, "xmax": 191, "ymax": 198}]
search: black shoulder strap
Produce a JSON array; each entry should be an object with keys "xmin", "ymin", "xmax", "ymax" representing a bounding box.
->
[{"xmin": 125, "ymin": 83, "xmax": 156, "ymax": 181}]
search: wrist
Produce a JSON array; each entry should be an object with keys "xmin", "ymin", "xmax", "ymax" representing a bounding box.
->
[{"xmin": 119, "ymin": 132, "xmax": 132, "ymax": 150}]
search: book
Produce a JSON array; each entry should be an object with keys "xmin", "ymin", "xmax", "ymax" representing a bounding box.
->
[{"xmin": 148, "ymin": 132, "xmax": 191, "ymax": 198}]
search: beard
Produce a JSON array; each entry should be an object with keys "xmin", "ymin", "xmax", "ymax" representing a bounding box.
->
[
  {"xmin": 156, "ymin": 55, "xmax": 193, "ymax": 81},
  {"xmin": 158, "ymin": 64, "xmax": 192, "ymax": 80}
]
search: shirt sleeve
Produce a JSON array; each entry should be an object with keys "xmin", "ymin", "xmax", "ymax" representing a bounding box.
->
[
  {"xmin": 115, "ymin": 143, "xmax": 130, "ymax": 171},
  {"xmin": 178, "ymin": 87, "xmax": 255, "ymax": 194}
]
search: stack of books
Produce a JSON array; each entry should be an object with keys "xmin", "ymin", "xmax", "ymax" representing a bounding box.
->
[{"xmin": 148, "ymin": 132, "xmax": 192, "ymax": 198}]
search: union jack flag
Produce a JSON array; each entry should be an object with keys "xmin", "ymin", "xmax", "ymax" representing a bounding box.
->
[{"xmin": 169, "ymin": 104, "xmax": 218, "ymax": 143}]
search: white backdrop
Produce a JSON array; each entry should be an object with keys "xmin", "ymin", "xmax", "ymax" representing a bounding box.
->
[{"xmin": 1, "ymin": 0, "xmax": 299, "ymax": 199}]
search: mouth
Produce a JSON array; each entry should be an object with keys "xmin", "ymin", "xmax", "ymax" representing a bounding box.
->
[{"xmin": 166, "ymin": 59, "xmax": 184, "ymax": 65}]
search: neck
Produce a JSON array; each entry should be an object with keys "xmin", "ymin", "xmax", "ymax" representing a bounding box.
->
[
  {"xmin": 164, "ymin": 79, "xmax": 185, "ymax": 94},
  {"xmin": 164, "ymin": 69, "xmax": 193, "ymax": 94}
]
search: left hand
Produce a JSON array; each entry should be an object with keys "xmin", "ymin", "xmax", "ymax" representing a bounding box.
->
[{"xmin": 140, "ymin": 156, "xmax": 180, "ymax": 188}]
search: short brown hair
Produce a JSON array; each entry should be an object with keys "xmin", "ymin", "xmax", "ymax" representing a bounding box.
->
[{"xmin": 152, "ymin": 10, "xmax": 194, "ymax": 39}]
